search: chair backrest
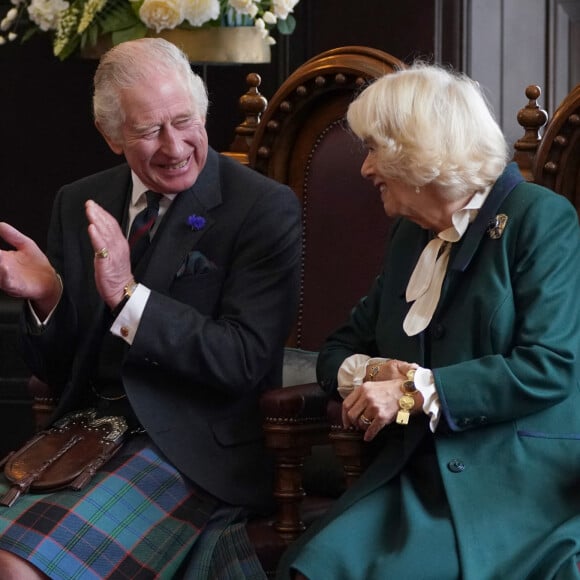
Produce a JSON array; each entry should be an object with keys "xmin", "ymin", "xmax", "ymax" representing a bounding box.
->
[
  {"xmin": 514, "ymin": 83, "xmax": 580, "ymax": 218},
  {"xmin": 235, "ymin": 46, "xmax": 405, "ymax": 351}
]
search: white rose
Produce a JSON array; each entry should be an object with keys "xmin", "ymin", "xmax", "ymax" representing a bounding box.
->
[
  {"xmin": 254, "ymin": 17, "xmax": 268, "ymax": 38},
  {"xmin": 182, "ymin": 0, "xmax": 219, "ymax": 27},
  {"xmin": 270, "ymin": 0, "xmax": 299, "ymax": 20},
  {"xmin": 262, "ymin": 10, "xmax": 276, "ymax": 25},
  {"xmin": 139, "ymin": 0, "xmax": 183, "ymax": 32},
  {"xmin": 27, "ymin": 0, "xmax": 69, "ymax": 32},
  {"xmin": 228, "ymin": 0, "xmax": 257, "ymax": 17}
]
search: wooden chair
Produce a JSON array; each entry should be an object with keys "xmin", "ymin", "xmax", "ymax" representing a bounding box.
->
[
  {"xmin": 227, "ymin": 46, "xmax": 405, "ymax": 574},
  {"xmin": 229, "ymin": 47, "xmax": 401, "ymax": 351},
  {"xmin": 513, "ymin": 83, "xmax": 580, "ymax": 213}
]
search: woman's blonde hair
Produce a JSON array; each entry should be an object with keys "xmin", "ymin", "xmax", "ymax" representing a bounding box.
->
[{"xmin": 346, "ymin": 63, "xmax": 509, "ymax": 200}]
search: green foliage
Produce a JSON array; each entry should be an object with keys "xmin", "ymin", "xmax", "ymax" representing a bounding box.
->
[
  {"xmin": 277, "ymin": 13, "xmax": 296, "ymax": 35},
  {"xmin": 112, "ymin": 23, "xmax": 147, "ymax": 44},
  {"xmin": 1, "ymin": 0, "xmax": 301, "ymax": 60},
  {"xmin": 98, "ymin": 0, "xmax": 142, "ymax": 33}
]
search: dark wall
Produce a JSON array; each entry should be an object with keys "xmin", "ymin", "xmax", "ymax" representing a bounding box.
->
[{"xmin": 0, "ymin": 35, "xmax": 118, "ymax": 250}]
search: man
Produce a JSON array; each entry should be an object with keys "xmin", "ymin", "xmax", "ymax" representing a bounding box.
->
[{"xmin": 0, "ymin": 37, "xmax": 301, "ymax": 578}]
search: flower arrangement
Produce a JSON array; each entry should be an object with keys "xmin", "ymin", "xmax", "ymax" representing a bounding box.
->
[
  {"xmin": 0, "ymin": 0, "xmax": 300, "ymax": 60},
  {"xmin": 187, "ymin": 214, "xmax": 206, "ymax": 231}
]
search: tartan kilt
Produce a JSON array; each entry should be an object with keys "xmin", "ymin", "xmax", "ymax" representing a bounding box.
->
[{"xmin": 0, "ymin": 435, "xmax": 219, "ymax": 579}]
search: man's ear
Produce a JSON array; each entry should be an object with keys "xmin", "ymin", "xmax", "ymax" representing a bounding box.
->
[{"xmin": 95, "ymin": 121, "xmax": 124, "ymax": 155}]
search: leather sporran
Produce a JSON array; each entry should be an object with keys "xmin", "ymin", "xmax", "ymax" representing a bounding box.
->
[{"xmin": 0, "ymin": 409, "xmax": 127, "ymax": 507}]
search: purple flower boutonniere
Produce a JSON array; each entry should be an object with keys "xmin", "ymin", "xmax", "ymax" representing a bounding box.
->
[{"xmin": 187, "ymin": 214, "xmax": 206, "ymax": 232}]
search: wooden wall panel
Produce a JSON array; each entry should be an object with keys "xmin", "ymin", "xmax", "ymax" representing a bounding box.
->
[
  {"xmin": 468, "ymin": 0, "xmax": 547, "ymax": 148},
  {"xmin": 550, "ymin": 0, "xmax": 580, "ymax": 109},
  {"xmin": 468, "ymin": 0, "xmax": 580, "ymax": 148}
]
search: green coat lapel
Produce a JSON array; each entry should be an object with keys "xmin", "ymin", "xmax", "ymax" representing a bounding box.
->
[{"xmin": 451, "ymin": 162, "xmax": 524, "ymax": 273}]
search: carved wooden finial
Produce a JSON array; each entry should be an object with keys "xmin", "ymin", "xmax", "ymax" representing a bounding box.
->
[
  {"xmin": 513, "ymin": 85, "xmax": 548, "ymax": 181},
  {"xmin": 228, "ymin": 73, "xmax": 268, "ymax": 160}
]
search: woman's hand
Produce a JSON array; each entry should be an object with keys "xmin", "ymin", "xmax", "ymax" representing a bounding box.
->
[{"xmin": 341, "ymin": 359, "xmax": 420, "ymax": 441}]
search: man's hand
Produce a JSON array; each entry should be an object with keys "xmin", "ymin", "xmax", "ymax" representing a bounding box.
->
[
  {"xmin": 0, "ymin": 222, "xmax": 62, "ymax": 319},
  {"xmin": 85, "ymin": 200, "xmax": 133, "ymax": 310}
]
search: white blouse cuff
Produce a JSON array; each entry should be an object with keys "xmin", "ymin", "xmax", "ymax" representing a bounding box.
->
[{"xmin": 337, "ymin": 354, "xmax": 441, "ymax": 432}]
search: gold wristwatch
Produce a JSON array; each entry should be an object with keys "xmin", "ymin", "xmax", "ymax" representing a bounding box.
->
[
  {"xmin": 111, "ymin": 279, "xmax": 137, "ymax": 318},
  {"xmin": 396, "ymin": 369, "xmax": 417, "ymax": 425}
]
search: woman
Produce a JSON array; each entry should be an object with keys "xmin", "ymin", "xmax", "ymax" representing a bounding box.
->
[{"xmin": 278, "ymin": 64, "xmax": 580, "ymax": 579}]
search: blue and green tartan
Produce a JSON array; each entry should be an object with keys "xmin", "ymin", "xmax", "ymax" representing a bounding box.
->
[{"xmin": 0, "ymin": 437, "xmax": 218, "ymax": 579}]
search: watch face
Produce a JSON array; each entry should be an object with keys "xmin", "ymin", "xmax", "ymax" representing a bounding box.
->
[{"xmin": 398, "ymin": 395, "xmax": 415, "ymax": 411}]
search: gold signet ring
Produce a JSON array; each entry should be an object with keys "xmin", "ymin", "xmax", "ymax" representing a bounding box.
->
[
  {"xmin": 94, "ymin": 247, "xmax": 109, "ymax": 259},
  {"xmin": 360, "ymin": 414, "xmax": 372, "ymax": 426}
]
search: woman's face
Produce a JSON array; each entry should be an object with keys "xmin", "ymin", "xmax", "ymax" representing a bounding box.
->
[
  {"xmin": 360, "ymin": 144, "xmax": 465, "ymax": 233},
  {"xmin": 360, "ymin": 143, "xmax": 423, "ymax": 222}
]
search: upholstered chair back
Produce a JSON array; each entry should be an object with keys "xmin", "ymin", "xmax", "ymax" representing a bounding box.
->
[{"xmin": 248, "ymin": 47, "xmax": 404, "ymax": 352}]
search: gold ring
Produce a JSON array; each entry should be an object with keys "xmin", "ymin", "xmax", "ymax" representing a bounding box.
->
[
  {"xmin": 360, "ymin": 414, "xmax": 372, "ymax": 426},
  {"xmin": 94, "ymin": 247, "xmax": 109, "ymax": 259}
]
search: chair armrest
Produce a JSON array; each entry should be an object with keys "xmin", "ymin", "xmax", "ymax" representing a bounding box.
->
[
  {"xmin": 260, "ymin": 382, "xmax": 329, "ymax": 420},
  {"xmin": 327, "ymin": 397, "xmax": 372, "ymax": 488},
  {"xmin": 259, "ymin": 382, "xmax": 331, "ymax": 542}
]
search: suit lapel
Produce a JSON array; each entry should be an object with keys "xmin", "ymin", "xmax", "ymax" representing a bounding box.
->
[{"xmin": 138, "ymin": 149, "xmax": 222, "ymax": 291}]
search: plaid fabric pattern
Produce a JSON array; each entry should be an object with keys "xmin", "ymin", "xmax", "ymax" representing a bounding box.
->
[
  {"xmin": 0, "ymin": 437, "xmax": 218, "ymax": 579},
  {"xmin": 182, "ymin": 506, "xmax": 267, "ymax": 580}
]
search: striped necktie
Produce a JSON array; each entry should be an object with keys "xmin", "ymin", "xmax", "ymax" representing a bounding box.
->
[{"xmin": 129, "ymin": 191, "xmax": 161, "ymax": 267}]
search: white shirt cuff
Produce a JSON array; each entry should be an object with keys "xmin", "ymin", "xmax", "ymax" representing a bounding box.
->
[
  {"xmin": 110, "ymin": 283, "xmax": 150, "ymax": 345},
  {"xmin": 27, "ymin": 273, "xmax": 63, "ymax": 327},
  {"xmin": 413, "ymin": 367, "xmax": 441, "ymax": 432}
]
